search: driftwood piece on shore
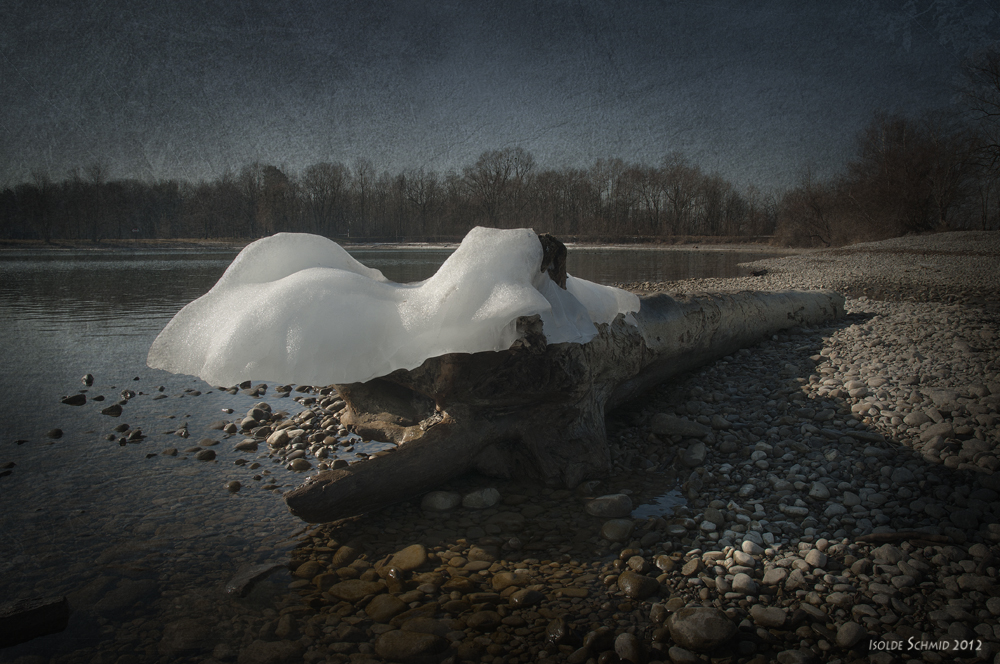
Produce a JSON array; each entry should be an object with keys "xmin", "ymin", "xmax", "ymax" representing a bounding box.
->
[{"xmin": 285, "ymin": 271, "xmax": 845, "ymax": 523}]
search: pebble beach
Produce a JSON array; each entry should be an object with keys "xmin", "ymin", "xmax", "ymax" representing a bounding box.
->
[{"xmin": 4, "ymin": 230, "xmax": 1000, "ymax": 664}]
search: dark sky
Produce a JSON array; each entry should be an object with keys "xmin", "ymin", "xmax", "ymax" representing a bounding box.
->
[{"xmin": 2, "ymin": 0, "xmax": 998, "ymax": 191}]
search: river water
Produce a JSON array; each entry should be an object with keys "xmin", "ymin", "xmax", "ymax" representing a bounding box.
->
[{"xmin": 0, "ymin": 242, "xmax": 779, "ymax": 659}]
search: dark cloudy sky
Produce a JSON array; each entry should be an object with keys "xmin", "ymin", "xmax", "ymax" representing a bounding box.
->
[{"xmin": 2, "ymin": 0, "xmax": 998, "ymax": 191}]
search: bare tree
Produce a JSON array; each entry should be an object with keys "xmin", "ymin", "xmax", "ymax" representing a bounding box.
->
[
  {"xmin": 660, "ymin": 153, "xmax": 700, "ymax": 235},
  {"xmin": 963, "ymin": 47, "xmax": 1000, "ymax": 229},
  {"xmin": 698, "ymin": 173, "xmax": 729, "ymax": 236},
  {"xmin": 626, "ymin": 164, "xmax": 666, "ymax": 235},
  {"xmin": 239, "ymin": 163, "xmax": 266, "ymax": 238},
  {"xmin": 28, "ymin": 170, "xmax": 54, "ymax": 242},
  {"xmin": 776, "ymin": 170, "xmax": 837, "ymax": 246},
  {"xmin": 963, "ymin": 47, "xmax": 1000, "ymax": 171},
  {"xmin": 258, "ymin": 165, "xmax": 295, "ymax": 235},
  {"xmin": 843, "ymin": 111, "xmax": 973, "ymax": 236},
  {"xmin": 350, "ymin": 158, "xmax": 376, "ymax": 238},
  {"xmin": 464, "ymin": 147, "xmax": 536, "ymax": 227},
  {"xmin": 588, "ymin": 158, "xmax": 632, "ymax": 235},
  {"xmin": 302, "ymin": 162, "xmax": 349, "ymax": 236},
  {"xmin": 85, "ymin": 162, "xmax": 108, "ymax": 242},
  {"xmin": 400, "ymin": 168, "xmax": 440, "ymax": 237}
]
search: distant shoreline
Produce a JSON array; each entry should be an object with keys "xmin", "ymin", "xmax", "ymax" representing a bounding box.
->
[{"xmin": 0, "ymin": 235, "xmax": 803, "ymax": 254}]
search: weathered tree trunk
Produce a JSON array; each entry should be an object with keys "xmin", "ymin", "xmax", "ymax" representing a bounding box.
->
[{"xmin": 285, "ymin": 288, "xmax": 845, "ymax": 523}]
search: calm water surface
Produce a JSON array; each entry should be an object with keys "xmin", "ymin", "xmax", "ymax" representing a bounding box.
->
[{"xmin": 0, "ymin": 244, "xmax": 778, "ymax": 658}]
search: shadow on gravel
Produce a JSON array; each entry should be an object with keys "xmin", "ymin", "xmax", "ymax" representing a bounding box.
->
[{"xmin": 231, "ymin": 307, "xmax": 1000, "ymax": 663}]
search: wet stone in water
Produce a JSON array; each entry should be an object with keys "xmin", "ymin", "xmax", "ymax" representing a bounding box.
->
[
  {"xmin": 388, "ymin": 544, "xmax": 427, "ymax": 572},
  {"xmin": 465, "ymin": 610, "xmax": 501, "ymax": 631},
  {"xmin": 509, "ymin": 588, "xmax": 544, "ymax": 607},
  {"xmin": 585, "ymin": 493, "xmax": 633, "ymax": 518},
  {"xmin": 327, "ymin": 579, "xmax": 385, "ymax": 603},
  {"xmin": 617, "ymin": 570, "xmax": 660, "ymax": 600},
  {"xmin": 374, "ymin": 630, "xmax": 446, "ymax": 661},
  {"xmin": 461, "ymin": 487, "xmax": 501, "ymax": 508},
  {"xmin": 667, "ymin": 607, "xmax": 738, "ymax": 653},
  {"xmin": 600, "ymin": 518, "xmax": 634, "ymax": 542},
  {"xmin": 365, "ymin": 594, "xmax": 408, "ymax": 623}
]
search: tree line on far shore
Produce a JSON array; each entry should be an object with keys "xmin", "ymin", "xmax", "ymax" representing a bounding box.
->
[
  {"xmin": 0, "ymin": 150, "xmax": 781, "ymax": 245},
  {"xmin": 3, "ymin": 51, "xmax": 999, "ymax": 247}
]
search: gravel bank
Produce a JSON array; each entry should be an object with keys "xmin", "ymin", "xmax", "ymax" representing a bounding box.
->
[
  {"xmin": 621, "ymin": 230, "xmax": 1000, "ymax": 308},
  {"xmin": 6, "ymin": 231, "xmax": 999, "ymax": 664}
]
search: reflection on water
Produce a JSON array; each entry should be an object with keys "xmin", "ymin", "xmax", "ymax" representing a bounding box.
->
[
  {"xmin": 347, "ymin": 247, "xmax": 455, "ymax": 283},
  {"xmin": 631, "ymin": 489, "xmax": 687, "ymax": 519},
  {"xmin": 348, "ymin": 246, "xmax": 780, "ymax": 284},
  {"xmin": 0, "ymin": 243, "xmax": 775, "ymax": 658},
  {"xmin": 0, "ymin": 248, "xmax": 310, "ymax": 659}
]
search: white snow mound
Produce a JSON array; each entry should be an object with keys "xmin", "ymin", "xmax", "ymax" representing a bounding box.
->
[{"xmin": 147, "ymin": 227, "xmax": 640, "ymax": 386}]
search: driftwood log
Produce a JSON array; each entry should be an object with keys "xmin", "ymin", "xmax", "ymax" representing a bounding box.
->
[{"xmin": 284, "ymin": 241, "xmax": 845, "ymax": 523}]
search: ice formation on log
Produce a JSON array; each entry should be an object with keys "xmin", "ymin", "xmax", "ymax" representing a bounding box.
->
[{"xmin": 147, "ymin": 227, "xmax": 640, "ymax": 386}]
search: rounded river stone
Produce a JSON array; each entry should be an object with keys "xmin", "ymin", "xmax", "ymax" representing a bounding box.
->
[
  {"xmin": 585, "ymin": 494, "xmax": 633, "ymax": 518},
  {"xmin": 388, "ymin": 544, "xmax": 427, "ymax": 572},
  {"xmin": 667, "ymin": 607, "xmax": 737, "ymax": 652},
  {"xmin": 617, "ymin": 570, "xmax": 660, "ymax": 600}
]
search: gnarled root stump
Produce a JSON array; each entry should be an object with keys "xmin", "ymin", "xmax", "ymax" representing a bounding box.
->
[{"xmin": 284, "ymin": 288, "xmax": 845, "ymax": 523}]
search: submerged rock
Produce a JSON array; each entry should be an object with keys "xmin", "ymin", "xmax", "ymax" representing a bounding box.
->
[
  {"xmin": 601, "ymin": 519, "xmax": 635, "ymax": 542},
  {"xmin": 388, "ymin": 544, "xmax": 427, "ymax": 571},
  {"xmin": 462, "ymin": 488, "xmax": 501, "ymax": 508},
  {"xmin": 238, "ymin": 639, "xmax": 304, "ymax": 664},
  {"xmin": 225, "ymin": 563, "xmax": 285, "ymax": 597},
  {"xmin": 0, "ymin": 596, "xmax": 70, "ymax": 648},
  {"xmin": 101, "ymin": 404, "xmax": 123, "ymax": 417},
  {"xmin": 421, "ymin": 491, "xmax": 462, "ymax": 511},
  {"xmin": 667, "ymin": 607, "xmax": 737, "ymax": 652},
  {"xmin": 374, "ymin": 630, "xmax": 446, "ymax": 661},
  {"xmin": 158, "ymin": 618, "xmax": 214, "ymax": 657},
  {"xmin": 585, "ymin": 493, "xmax": 633, "ymax": 518}
]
